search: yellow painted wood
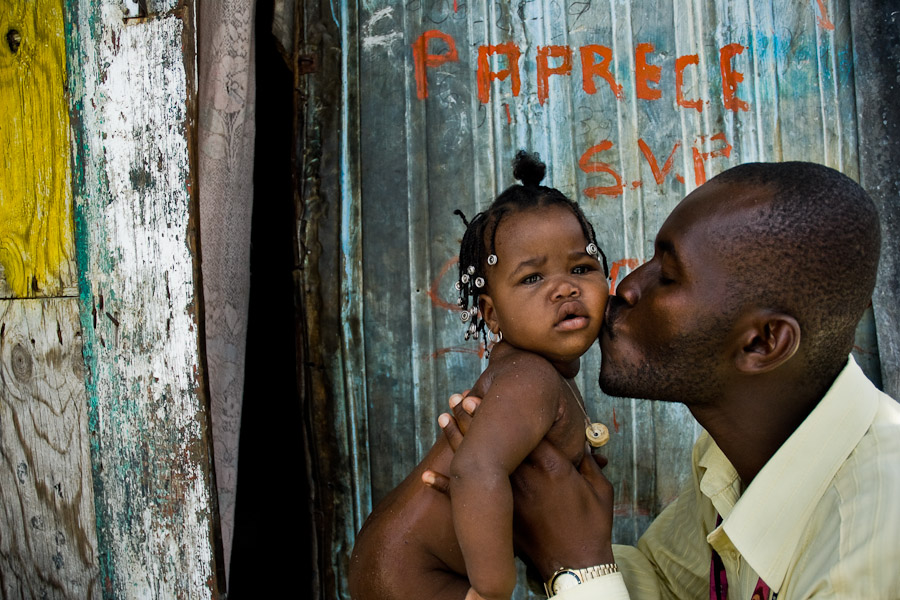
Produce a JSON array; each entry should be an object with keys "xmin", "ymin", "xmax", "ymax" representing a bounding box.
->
[{"xmin": 0, "ymin": 0, "xmax": 76, "ymax": 299}]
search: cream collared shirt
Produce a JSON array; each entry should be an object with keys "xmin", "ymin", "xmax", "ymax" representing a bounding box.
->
[{"xmin": 557, "ymin": 356, "xmax": 900, "ymax": 599}]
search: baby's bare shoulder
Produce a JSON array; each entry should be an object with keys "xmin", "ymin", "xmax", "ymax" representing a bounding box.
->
[
  {"xmin": 477, "ymin": 349, "xmax": 561, "ymax": 396},
  {"xmin": 494, "ymin": 347, "xmax": 558, "ymax": 372}
]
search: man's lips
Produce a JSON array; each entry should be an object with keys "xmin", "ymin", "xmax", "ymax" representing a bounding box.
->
[{"xmin": 603, "ymin": 296, "xmax": 627, "ymax": 339}]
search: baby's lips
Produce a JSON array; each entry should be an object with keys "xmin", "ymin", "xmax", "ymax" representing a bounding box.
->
[
  {"xmin": 556, "ymin": 315, "xmax": 590, "ymax": 331},
  {"xmin": 556, "ymin": 300, "xmax": 587, "ymax": 325}
]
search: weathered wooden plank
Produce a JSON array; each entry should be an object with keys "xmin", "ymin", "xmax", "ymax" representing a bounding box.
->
[
  {"xmin": 0, "ymin": 0, "xmax": 77, "ymax": 299},
  {"xmin": 296, "ymin": 1, "xmax": 358, "ymax": 597},
  {"xmin": 0, "ymin": 299, "xmax": 100, "ymax": 599},
  {"xmin": 63, "ymin": 1, "xmax": 222, "ymax": 597}
]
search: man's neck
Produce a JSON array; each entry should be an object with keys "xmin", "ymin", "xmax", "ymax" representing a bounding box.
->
[{"xmin": 688, "ymin": 375, "xmax": 831, "ymax": 485}]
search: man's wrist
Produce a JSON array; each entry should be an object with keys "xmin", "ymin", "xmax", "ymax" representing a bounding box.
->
[{"xmin": 544, "ymin": 563, "xmax": 619, "ymax": 597}]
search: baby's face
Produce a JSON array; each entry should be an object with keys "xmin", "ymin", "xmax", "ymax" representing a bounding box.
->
[{"xmin": 479, "ymin": 204, "xmax": 609, "ymax": 366}]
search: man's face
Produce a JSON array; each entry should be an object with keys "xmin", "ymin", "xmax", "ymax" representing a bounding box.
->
[{"xmin": 599, "ymin": 181, "xmax": 763, "ymax": 404}]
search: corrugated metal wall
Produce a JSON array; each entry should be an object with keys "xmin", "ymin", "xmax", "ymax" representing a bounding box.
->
[{"xmin": 295, "ymin": 1, "xmax": 894, "ymax": 598}]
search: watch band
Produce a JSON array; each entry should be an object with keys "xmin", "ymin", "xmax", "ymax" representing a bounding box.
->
[{"xmin": 544, "ymin": 563, "xmax": 619, "ymax": 597}]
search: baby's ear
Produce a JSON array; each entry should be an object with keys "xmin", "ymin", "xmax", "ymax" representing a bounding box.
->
[{"xmin": 478, "ymin": 295, "xmax": 500, "ymax": 332}]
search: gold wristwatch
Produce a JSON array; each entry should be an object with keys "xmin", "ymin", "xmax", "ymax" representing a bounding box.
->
[{"xmin": 544, "ymin": 564, "xmax": 619, "ymax": 597}]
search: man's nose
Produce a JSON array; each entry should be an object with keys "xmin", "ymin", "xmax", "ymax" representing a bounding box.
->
[{"xmin": 615, "ymin": 266, "xmax": 644, "ymax": 306}]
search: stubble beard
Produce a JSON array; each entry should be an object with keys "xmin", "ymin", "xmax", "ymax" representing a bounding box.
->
[{"xmin": 598, "ymin": 324, "xmax": 729, "ymax": 406}]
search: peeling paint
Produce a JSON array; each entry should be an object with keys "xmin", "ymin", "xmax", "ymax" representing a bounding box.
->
[{"xmin": 65, "ymin": 0, "xmax": 218, "ymax": 597}]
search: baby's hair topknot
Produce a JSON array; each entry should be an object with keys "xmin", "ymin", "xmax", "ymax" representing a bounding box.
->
[
  {"xmin": 512, "ymin": 150, "xmax": 546, "ymax": 187},
  {"xmin": 453, "ymin": 150, "xmax": 609, "ymax": 349}
]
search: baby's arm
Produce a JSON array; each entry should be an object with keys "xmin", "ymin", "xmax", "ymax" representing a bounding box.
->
[{"xmin": 449, "ymin": 355, "xmax": 561, "ymax": 600}]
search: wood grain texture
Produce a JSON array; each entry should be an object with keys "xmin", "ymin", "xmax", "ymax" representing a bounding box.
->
[
  {"xmin": 296, "ymin": 2, "xmax": 360, "ymax": 597},
  {"xmin": 64, "ymin": 1, "xmax": 221, "ymax": 597},
  {"xmin": 0, "ymin": 0, "xmax": 77, "ymax": 299},
  {"xmin": 0, "ymin": 299, "xmax": 100, "ymax": 599}
]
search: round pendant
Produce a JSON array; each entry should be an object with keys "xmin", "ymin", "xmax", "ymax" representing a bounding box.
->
[{"xmin": 586, "ymin": 422, "xmax": 609, "ymax": 448}]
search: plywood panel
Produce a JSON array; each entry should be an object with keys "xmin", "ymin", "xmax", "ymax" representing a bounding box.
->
[{"xmin": 0, "ymin": 299, "xmax": 100, "ymax": 599}]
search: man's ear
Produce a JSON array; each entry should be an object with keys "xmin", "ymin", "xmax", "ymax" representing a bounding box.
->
[
  {"xmin": 479, "ymin": 295, "xmax": 500, "ymax": 333},
  {"xmin": 732, "ymin": 311, "xmax": 801, "ymax": 374}
]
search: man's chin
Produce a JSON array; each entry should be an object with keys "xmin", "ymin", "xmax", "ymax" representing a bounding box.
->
[
  {"xmin": 598, "ymin": 368, "xmax": 667, "ymax": 401},
  {"xmin": 597, "ymin": 370, "xmax": 632, "ymax": 398}
]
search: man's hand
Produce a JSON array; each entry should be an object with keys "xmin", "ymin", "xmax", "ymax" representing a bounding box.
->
[
  {"xmin": 510, "ymin": 440, "xmax": 615, "ymax": 578},
  {"xmin": 422, "ymin": 393, "xmax": 616, "ymax": 580}
]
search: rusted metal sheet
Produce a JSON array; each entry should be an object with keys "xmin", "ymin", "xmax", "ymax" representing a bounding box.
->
[
  {"xmin": 851, "ymin": 4, "xmax": 900, "ymax": 398},
  {"xmin": 64, "ymin": 1, "xmax": 222, "ymax": 597},
  {"xmin": 295, "ymin": 2, "xmax": 365, "ymax": 597},
  {"xmin": 296, "ymin": 1, "xmax": 888, "ymax": 598}
]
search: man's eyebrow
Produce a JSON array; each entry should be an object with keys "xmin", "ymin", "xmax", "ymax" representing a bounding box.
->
[{"xmin": 656, "ymin": 239, "xmax": 681, "ymax": 265}]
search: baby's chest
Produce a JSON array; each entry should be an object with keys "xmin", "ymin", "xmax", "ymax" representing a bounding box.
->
[{"xmin": 544, "ymin": 406, "xmax": 590, "ymax": 465}]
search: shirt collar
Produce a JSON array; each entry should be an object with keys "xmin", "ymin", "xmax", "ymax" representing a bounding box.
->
[{"xmin": 701, "ymin": 356, "xmax": 879, "ymax": 592}]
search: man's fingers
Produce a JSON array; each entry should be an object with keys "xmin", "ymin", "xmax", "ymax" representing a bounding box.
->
[
  {"xmin": 578, "ymin": 451, "xmax": 614, "ymax": 497},
  {"xmin": 521, "ymin": 438, "xmax": 568, "ymax": 473},
  {"xmin": 446, "ymin": 390, "xmax": 472, "ymax": 411},
  {"xmin": 591, "ymin": 452, "xmax": 609, "ymax": 469},
  {"xmin": 438, "ymin": 412, "xmax": 465, "ymax": 452},
  {"xmin": 421, "ymin": 469, "xmax": 450, "ymax": 495},
  {"xmin": 450, "ymin": 394, "xmax": 480, "ymax": 435}
]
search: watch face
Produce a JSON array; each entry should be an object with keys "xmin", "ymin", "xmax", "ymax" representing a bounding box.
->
[{"xmin": 551, "ymin": 571, "xmax": 582, "ymax": 593}]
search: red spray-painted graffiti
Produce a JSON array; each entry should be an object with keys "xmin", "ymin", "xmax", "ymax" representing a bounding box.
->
[
  {"xmin": 813, "ymin": 0, "xmax": 835, "ymax": 31},
  {"xmin": 413, "ymin": 31, "xmax": 751, "ymax": 113},
  {"xmin": 580, "ymin": 132, "xmax": 732, "ymax": 198}
]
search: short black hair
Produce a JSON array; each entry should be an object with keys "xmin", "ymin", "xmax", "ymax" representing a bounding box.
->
[
  {"xmin": 454, "ymin": 150, "xmax": 608, "ymax": 343},
  {"xmin": 711, "ymin": 161, "xmax": 881, "ymax": 383}
]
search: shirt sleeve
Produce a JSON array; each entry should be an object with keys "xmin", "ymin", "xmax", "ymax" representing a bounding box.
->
[
  {"xmin": 606, "ymin": 435, "xmax": 717, "ymax": 600},
  {"xmin": 625, "ymin": 446, "xmax": 716, "ymax": 599}
]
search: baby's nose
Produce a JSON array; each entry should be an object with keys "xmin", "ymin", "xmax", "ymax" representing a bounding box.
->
[{"xmin": 552, "ymin": 277, "xmax": 580, "ymax": 299}]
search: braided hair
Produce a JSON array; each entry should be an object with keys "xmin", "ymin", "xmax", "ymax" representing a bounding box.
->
[{"xmin": 454, "ymin": 150, "xmax": 608, "ymax": 345}]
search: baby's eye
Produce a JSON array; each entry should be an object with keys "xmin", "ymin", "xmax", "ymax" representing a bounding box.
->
[
  {"xmin": 572, "ymin": 264, "xmax": 594, "ymax": 275},
  {"xmin": 521, "ymin": 273, "xmax": 542, "ymax": 284}
]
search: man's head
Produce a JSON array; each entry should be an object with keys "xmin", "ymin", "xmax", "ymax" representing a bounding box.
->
[{"xmin": 599, "ymin": 161, "xmax": 881, "ymax": 405}]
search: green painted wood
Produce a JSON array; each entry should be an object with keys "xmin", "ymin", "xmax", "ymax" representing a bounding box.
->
[
  {"xmin": 64, "ymin": 1, "xmax": 222, "ymax": 597},
  {"xmin": 1, "ymin": 4, "xmax": 100, "ymax": 596}
]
